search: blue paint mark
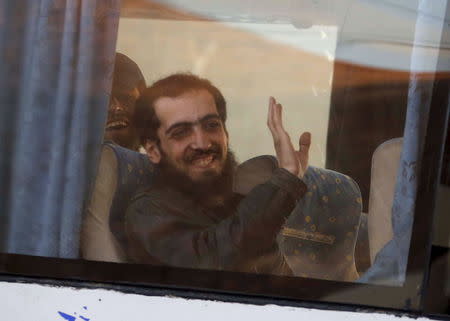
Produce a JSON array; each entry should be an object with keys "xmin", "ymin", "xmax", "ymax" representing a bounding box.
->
[
  {"xmin": 79, "ymin": 315, "xmax": 90, "ymax": 321},
  {"xmin": 58, "ymin": 311, "xmax": 77, "ymax": 321},
  {"xmin": 83, "ymin": 306, "xmax": 88, "ymax": 310}
]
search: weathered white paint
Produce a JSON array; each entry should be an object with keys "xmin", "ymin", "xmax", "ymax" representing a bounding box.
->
[{"xmin": 0, "ymin": 281, "xmax": 433, "ymax": 321}]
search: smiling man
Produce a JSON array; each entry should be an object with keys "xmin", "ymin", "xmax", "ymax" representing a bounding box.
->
[
  {"xmin": 103, "ymin": 53, "xmax": 146, "ymax": 151},
  {"xmin": 125, "ymin": 73, "xmax": 311, "ymax": 275}
]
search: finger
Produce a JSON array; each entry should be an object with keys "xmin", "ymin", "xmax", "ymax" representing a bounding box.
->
[
  {"xmin": 268, "ymin": 97, "xmax": 280, "ymax": 137},
  {"xmin": 298, "ymin": 131, "xmax": 311, "ymax": 169},
  {"xmin": 267, "ymin": 96, "xmax": 276, "ymax": 133},
  {"xmin": 269, "ymin": 96, "xmax": 275, "ymax": 105},
  {"xmin": 273, "ymin": 102, "xmax": 284, "ymax": 132},
  {"xmin": 299, "ymin": 132, "xmax": 311, "ymax": 151}
]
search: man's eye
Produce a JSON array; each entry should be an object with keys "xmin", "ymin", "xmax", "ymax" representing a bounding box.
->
[
  {"xmin": 171, "ymin": 127, "xmax": 191, "ymax": 139},
  {"xmin": 124, "ymin": 97, "xmax": 134, "ymax": 104},
  {"xmin": 204, "ymin": 120, "xmax": 221, "ymax": 131},
  {"xmin": 117, "ymin": 95, "xmax": 134, "ymax": 104}
]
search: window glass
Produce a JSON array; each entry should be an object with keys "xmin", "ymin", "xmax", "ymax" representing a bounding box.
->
[
  {"xmin": 1, "ymin": 0, "xmax": 449, "ymax": 310},
  {"xmin": 117, "ymin": 18, "xmax": 336, "ymax": 167},
  {"xmin": 108, "ymin": 0, "xmax": 449, "ymax": 285}
]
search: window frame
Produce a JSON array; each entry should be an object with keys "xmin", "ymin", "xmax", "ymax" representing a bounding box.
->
[{"xmin": 0, "ymin": 1, "xmax": 449, "ymax": 316}]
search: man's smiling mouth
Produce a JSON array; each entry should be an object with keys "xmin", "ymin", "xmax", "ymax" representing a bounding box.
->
[
  {"xmin": 194, "ymin": 155, "xmax": 215, "ymax": 167},
  {"xmin": 191, "ymin": 155, "xmax": 216, "ymax": 167},
  {"xmin": 106, "ymin": 120, "xmax": 129, "ymax": 130},
  {"xmin": 185, "ymin": 145, "xmax": 222, "ymax": 169}
]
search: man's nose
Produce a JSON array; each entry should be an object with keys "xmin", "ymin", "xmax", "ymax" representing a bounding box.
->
[
  {"xmin": 109, "ymin": 97, "xmax": 123, "ymax": 112},
  {"xmin": 191, "ymin": 127, "xmax": 211, "ymax": 149}
]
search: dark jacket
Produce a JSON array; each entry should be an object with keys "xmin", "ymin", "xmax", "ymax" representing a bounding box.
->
[{"xmin": 124, "ymin": 168, "xmax": 307, "ymax": 275}]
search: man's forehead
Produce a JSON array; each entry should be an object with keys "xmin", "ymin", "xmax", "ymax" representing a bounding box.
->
[
  {"xmin": 112, "ymin": 85, "xmax": 140, "ymax": 98},
  {"xmin": 154, "ymin": 89, "xmax": 218, "ymax": 126}
]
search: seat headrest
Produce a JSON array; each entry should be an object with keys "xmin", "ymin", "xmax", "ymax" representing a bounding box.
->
[
  {"xmin": 105, "ymin": 142, "xmax": 156, "ymax": 251},
  {"xmin": 232, "ymin": 155, "xmax": 362, "ymax": 280}
]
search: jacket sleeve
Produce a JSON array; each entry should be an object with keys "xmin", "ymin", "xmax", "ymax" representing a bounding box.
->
[{"xmin": 125, "ymin": 168, "xmax": 307, "ymax": 271}]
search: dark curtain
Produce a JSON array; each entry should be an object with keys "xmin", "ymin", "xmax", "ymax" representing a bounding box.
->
[{"xmin": 0, "ymin": 0, "xmax": 120, "ymax": 258}]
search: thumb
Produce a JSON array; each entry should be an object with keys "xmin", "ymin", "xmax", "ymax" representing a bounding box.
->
[{"xmin": 298, "ymin": 132, "xmax": 311, "ymax": 169}]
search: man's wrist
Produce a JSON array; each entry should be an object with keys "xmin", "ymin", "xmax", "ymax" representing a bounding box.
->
[{"xmin": 270, "ymin": 168, "xmax": 308, "ymax": 200}]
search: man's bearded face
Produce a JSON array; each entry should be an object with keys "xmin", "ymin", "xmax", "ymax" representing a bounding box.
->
[
  {"xmin": 165, "ymin": 142, "xmax": 226, "ymax": 183},
  {"xmin": 158, "ymin": 148, "xmax": 237, "ymax": 201},
  {"xmin": 146, "ymin": 89, "xmax": 230, "ymax": 186}
]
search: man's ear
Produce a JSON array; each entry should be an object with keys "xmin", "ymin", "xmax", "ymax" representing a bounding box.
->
[{"xmin": 144, "ymin": 139, "xmax": 162, "ymax": 164}]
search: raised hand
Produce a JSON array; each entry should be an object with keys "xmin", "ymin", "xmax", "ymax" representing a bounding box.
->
[{"xmin": 267, "ymin": 97, "xmax": 311, "ymax": 179}]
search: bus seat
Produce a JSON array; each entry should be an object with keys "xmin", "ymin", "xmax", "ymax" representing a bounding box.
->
[
  {"xmin": 236, "ymin": 156, "xmax": 362, "ymax": 281},
  {"xmin": 368, "ymin": 137, "xmax": 403, "ymax": 263},
  {"xmin": 81, "ymin": 142, "xmax": 154, "ymax": 262}
]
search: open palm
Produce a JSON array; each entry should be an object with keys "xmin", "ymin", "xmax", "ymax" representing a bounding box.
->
[{"xmin": 267, "ymin": 96, "xmax": 311, "ymax": 178}]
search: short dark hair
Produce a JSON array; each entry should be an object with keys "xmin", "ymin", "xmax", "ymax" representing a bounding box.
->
[
  {"xmin": 113, "ymin": 53, "xmax": 146, "ymax": 94},
  {"xmin": 134, "ymin": 73, "xmax": 227, "ymax": 144}
]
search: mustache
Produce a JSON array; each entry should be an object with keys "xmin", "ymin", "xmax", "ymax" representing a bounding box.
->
[
  {"xmin": 184, "ymin": 145, "xmax": 222, "ymax": 163},
  {"xmin": 155, "ymin": 150, "xmax": 237, "ymax": 205},
  {"xmin": 107, "ymin": 110, "xmax": 130, "ymax": 121}
]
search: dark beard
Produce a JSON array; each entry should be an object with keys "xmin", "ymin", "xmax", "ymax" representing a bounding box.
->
[{"xmin": 155, "ymin": 150, "xmax": 238, "ymax": 207}]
